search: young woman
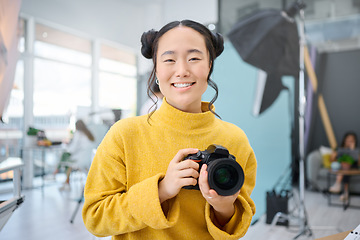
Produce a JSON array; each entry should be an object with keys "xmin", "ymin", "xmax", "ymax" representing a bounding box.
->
[
  {"xmin": 55, "ymin": 119, "xmax": 95, "ymax": 191},
  {"xmin": 82, "ymin": 20, "xmax": 257, "ymax": 239},
  {"xmin": 329, "ymin": 131, "xmax": 360, "ymax": 201}
]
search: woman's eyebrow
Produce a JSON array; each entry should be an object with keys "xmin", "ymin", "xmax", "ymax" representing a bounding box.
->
[
  {"xmin": 188, "ymin": 49, "xmax": 203, "ymax": 54},
  {"xmin": 160, "ymin": 49, "xmax": 204, "ymax": 57},
  {"xmin": 161, "ymin": 50, "xmax": 175, "ymax": 56}
]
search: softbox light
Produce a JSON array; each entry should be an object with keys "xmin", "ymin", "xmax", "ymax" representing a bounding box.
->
[
  {"xmin": 228, "ymin": 5, "xmax": 300, "ymax": 114},
  {"xmin": 252, "ymin": 70, "xmax": 288, "ymax": 116}
]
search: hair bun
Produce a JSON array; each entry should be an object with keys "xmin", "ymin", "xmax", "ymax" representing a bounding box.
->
[
  {"xmin": 212, "ymin": 32, "xmax": 224, "ymax": 57},
  {"xmin": 141, "ymin": 30, "xmax": 158, "ymax": 59}
]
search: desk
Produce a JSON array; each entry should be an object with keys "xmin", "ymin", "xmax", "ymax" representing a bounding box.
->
[
  {"xmin": 22, "ymin": 145, "xmax": 64, "ymax": 189},
  {"xmin": 327, "ymin": 169, "xmax": 360, "ymax": 210}
]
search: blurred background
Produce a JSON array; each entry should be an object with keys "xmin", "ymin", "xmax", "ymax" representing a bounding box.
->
[{"xmin": 1, "ymin": 0, "xmax": 360, "ymax": 239}]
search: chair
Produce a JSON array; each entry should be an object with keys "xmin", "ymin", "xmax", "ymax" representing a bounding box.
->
[
  {"xmin": 69, "ymin": 123, "xmax": 108, "ymax": 223},
  {"xmin": 69, "ymin": 148, "xmax": 97, "ymax": 223}
]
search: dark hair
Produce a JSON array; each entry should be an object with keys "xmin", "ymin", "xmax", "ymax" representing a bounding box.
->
[
  {"xmin": 141, "ymin": 20, "xmax": 224, "ymax": 118},
  {"xmin": 340, "ymin": 131, "xmax": 358, "ymax": 148},
  {"xmin": 151, "ymin": 80, "xmax": 161, "ymax": 93},
  {"xmin": 76, "ymin": 120, "xmax": 95, "ymax": 142},
  {"xmin": 146, "ymin": 79, "xmax": 162, "ymax": 115}
]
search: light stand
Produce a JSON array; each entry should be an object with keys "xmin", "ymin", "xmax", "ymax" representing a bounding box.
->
[
  {"xmin": 292, "ymin": 6, "xmax": 341, "ymax": 239},
  {"xmin": 269, "ymin": 5, "xmax": 313, "ymax": 238},
  {"xmin": 293, "ymin": 7, "xmax": 312, "ymax": 239}
]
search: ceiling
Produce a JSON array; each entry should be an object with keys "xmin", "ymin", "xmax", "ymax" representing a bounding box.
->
[{"xmin": 218, "ymin": 0, "xmax": 360, "ymax": 52}]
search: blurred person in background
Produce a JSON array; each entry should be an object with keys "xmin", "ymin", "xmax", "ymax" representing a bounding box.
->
[{"xmin": 54, "ymin": 119, "xmax": 95, "ymax": 191}]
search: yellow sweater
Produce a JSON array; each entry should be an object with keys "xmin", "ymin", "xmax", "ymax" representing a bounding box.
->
[{"xmin": 82, "ymin": 99, "xmax": 257, "ymax": 240}]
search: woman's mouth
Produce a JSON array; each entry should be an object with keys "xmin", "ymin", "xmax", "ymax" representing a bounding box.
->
[{"xmin": 172, "ymin": 82, "xmax": 195, "ymax": 88}]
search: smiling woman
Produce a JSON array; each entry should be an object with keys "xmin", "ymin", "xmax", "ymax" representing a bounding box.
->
[
  {"xmin": 82, "ymin": 19, "xmax": 257, "ymax": 240},
  {"xmin": 155, "ymin": 26, "xmax": 210, "ymax": 113},
  {"xmin": 141, "ymin": 20, "xmax": 224, "ymax": 118}
]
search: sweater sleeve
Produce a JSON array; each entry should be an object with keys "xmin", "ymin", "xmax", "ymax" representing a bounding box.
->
[
  {"xmin": 81, "ymin": 126, "xmax": 180, "ymax": 237},
  {"xmin": 206, "ymin": 149, "xmax": 257, "ymax": 239}
]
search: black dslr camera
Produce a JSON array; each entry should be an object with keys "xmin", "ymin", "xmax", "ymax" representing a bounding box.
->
[{"xmin": 183, "ymin": 144, "xmax": 245, "ymax": 196}]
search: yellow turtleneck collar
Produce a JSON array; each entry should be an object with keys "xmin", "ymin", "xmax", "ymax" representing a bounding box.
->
[{"xmin": 151, "ymin": 98, "xmax": 216, "ymax": 131}]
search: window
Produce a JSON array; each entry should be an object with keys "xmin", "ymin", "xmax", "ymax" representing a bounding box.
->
[
  {"xmin": 33, "ymin": 24, "xmax": 92, "ymax": 138},
  {"xmin": 2, "ymin": 18, "xmax": 138, "ymax": 182},
  {"xmin": 99, "ymin": 43, "xmax": 137, "ymax": 118},
  {"xmin": 18, "ymin": 18, "xmax": 26, "ymax": 53},
  {"xmin": 35, "ymin": 23, "xmax": 91, "ymax": 66},
  {"xmin": 33, "ymin": 58, "xmax": 91, "ymax": 115},
  {"xmin": 1, "ymin": 20, "xmax": 138, "ymax": 163}
]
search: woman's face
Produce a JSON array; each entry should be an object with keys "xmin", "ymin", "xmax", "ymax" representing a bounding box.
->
[
  {"xmin": 155, "ymin": 26, "xmax": 211, "ymax": 113},
  {"xmin": 344, "ymin": 135, "xmax": 356, "ymax": 149}
]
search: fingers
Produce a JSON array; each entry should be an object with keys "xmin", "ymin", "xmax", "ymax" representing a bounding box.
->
[
  {"xmin": 174, "ymin": 159, "xmax": 200, "ymax": 187},
  {"xmin": 199, "ymin": 164, "xmax": 209, "ymax": 190},
  {"xmin": 178, "ymin": 175, "xmax": 198, "ymax": 187},
  {"xmin": 159, "ymin": 148, "xmax": 200, "ymax": 202},
  {"xmin": 199, "ymin": 164, "xmax": 240, "ymax": 200},
  {"xmin": 178, "ymin": 159, "xmax": 200, "ymax": 172},
  {"xmin": 177, "ymin": 167, "xmax": 200, "ymax": 179},
  {"xmin": 171, "ymin": 148, "xmax": 199, "ymax": 164},
  {"xmin": 198, "ymin": 164, "xmax": 214, "ymax": 197}
]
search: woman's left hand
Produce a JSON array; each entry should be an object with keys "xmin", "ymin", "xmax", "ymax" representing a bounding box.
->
[{"xmin": 198, "ymin": 164, "xmax": 239, "ymax": 226}]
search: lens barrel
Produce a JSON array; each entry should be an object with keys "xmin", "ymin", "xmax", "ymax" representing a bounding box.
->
[{"xmin": 207, "ymin": 158, "xmax": 244, "ymax": 196}]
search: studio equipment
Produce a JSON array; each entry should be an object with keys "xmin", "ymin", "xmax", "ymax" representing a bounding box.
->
[{"xmin": 227, "ymin": 1, "xmax": 315, "ymax": 238}]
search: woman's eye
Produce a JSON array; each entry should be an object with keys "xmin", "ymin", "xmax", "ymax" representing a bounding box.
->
[
  {"xmin": 189, "ymin": 57, "xmax": 200, "ymax": 61},
  {"xmin": 164, "ymin": 59, "xmax": 175, "ymax": 63}
]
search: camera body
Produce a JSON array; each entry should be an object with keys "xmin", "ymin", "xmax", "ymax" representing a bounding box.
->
[{"xmin": 183, "ymin": 144, "xmax": 244, "ymax": 196}]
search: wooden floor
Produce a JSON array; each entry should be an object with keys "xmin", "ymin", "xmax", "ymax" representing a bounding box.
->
[{"xmin": 0, "ymin": 174, "xmax": 359, "ymax": 240}]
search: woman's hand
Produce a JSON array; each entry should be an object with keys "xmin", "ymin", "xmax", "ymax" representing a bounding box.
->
[
  {"xmin": 158, "ymin": 148, "xmax": 200, "ymax": 203},
  {"xmin": 198, "ymin": 164, "xmax": 239, "ymax": 226}
]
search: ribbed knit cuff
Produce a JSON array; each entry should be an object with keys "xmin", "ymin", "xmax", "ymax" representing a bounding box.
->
[
  {"xmin": 128, "ymin": 173, "xmax": 180, "ymax": 229},
  {"xmin": 205, "ymin": 196, "xmax": 253, "ymax": 239}
]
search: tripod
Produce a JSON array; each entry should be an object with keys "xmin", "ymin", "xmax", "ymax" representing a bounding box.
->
[
  {"xmin": 293, "ymin": 7, "xmax": 313, "ymax": 239},
  {"xmin": 289, "ymin": 5, "xmax": 341, "ymax": 239},
  {"xmin": 268, "ymin": 4, "xmax": 313, "ymax": 237}
]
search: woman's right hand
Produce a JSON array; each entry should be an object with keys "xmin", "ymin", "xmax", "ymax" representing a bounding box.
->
[{"xmin": 158, "ymin": 148, "xmax": 200, "ymax": 203}]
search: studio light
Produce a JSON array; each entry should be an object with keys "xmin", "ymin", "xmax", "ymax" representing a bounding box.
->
[
  {"xmin": 227, "ymin": 1, "xmax": 313, "ymax": 239},
  {"xmin": 228, "ymin": 1, "xmax": 303, "ymax": 115}
]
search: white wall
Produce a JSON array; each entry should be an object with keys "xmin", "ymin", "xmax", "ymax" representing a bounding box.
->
[
  {"xmin": 20, "ymin": 0, "xmax": 217, "ymax": 54},
  {"xmin": 162, "ymin": 0, "xmax": 217, "ymax": 26},
  {"xmin": 21, "ymin": 0, "xmax": 145, "ymax": 49}
]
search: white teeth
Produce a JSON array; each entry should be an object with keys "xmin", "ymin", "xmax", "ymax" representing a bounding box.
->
[{"xmin": 173, "ymin": 83, "xmax": 193, "ymax": 88}]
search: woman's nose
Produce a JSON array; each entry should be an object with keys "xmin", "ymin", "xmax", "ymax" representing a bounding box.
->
[{"xmin": 175, "ymin": 60, "xmax": 190, "ymax": 78}]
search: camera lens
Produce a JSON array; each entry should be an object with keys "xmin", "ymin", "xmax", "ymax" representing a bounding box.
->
[
  {"xmin": 207, "ymin": 158, "xmax": 244, "ymax": 196},
  {"xmin": 214, "ymin": 165, "xmax": 237, "ymax": 189}
]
